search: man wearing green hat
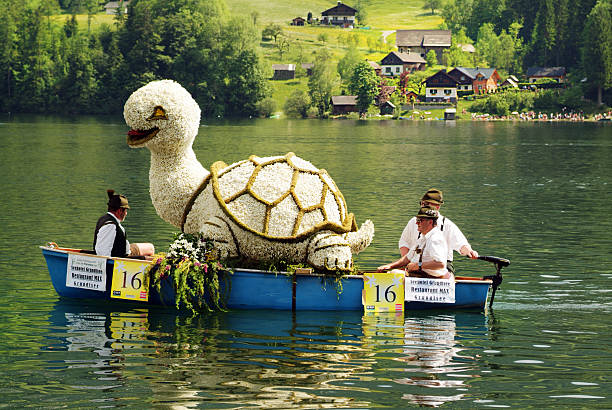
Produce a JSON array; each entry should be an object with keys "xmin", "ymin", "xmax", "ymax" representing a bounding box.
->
[
  {"xmin": 378, "ymin": 206, "xmax": 449, "ymax": 278},
  {"xmin": 93, "ymin": 189, "xmax": 155, "ymax": 258},
  {"xmin": 398, "ymin": 188, "xmax": 478, "ymax": 273}
]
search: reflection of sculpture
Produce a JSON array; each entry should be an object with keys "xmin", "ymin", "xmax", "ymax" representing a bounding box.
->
[{"xmin": 124, "ymin": 80, "xmax": 374, "ymax": 271}]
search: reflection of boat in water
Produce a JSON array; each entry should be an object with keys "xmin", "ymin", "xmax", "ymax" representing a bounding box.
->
[
  {"xmin": 44, "ymin": 300, "xmax": 491, "ymax": 408},
  {"xmin": 42, "ymin": 245, "xmax": 507, "ymax": 311},
  {"xmin": 362, "ymin": 312, "xmax": 489, "ymax": 407}
]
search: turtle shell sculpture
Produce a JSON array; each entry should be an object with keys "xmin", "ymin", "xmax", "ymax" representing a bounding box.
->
[
  {"xmin": 210, "ymin": 153, "xmax": 356, "ymax": 240},
  {"xmin": 124, "ymin": 79, "xmax": 374, "ymax": 271}
]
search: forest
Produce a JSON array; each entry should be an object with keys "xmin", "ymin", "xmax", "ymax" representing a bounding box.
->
[{"xmin": 0, "ymin": 0, "xmax": 610, "ymax": 116}]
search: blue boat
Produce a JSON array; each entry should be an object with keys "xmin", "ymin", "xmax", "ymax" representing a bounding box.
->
[{"xmin": 41, "ymin": 245, "xmax": 508, "ymax": 311}]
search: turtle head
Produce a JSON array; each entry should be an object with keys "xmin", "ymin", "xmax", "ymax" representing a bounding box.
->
[{"xmin": 123, "ymin": 80, "xmax": 201, "ymax": 153}]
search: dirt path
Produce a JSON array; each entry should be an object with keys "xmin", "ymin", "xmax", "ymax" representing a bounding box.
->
[{"xmin": 381, "ymin": 30, "xmax": 395, "ymax": 44}]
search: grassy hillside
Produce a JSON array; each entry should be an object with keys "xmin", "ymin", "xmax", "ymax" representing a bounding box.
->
[
  {"xmin": 226, "ymin": 0, "xmax": 442, "ymax": 29},
  {"xmin": 236, "ymin": 0, "xmax": 444, "ymax": 113}
]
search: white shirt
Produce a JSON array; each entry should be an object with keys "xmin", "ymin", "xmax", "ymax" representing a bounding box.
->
[
  {"xmin": 398, "ymin": 213, "xmax": 469, "ymax": 261},
  {"xmin": 95, "ymin": 212, "xmax": 130, "ymax": 257},
  {"xmin": 406, "ymin": 228, "xmax": 448, "ymax": 277}
]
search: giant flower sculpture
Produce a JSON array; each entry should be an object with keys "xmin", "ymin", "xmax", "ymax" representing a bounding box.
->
[{"xmin": 124, "ymin": 80, "xmax": 374, "ymax": 271}]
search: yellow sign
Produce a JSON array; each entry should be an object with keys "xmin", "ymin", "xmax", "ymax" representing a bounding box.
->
[
  {"xmin": 111, "ymin": 260, "xmax": 150, "ymax": 302},
  {"xmin": 363, "ymin": 271, "xmax": 405, "ymax": 312}
]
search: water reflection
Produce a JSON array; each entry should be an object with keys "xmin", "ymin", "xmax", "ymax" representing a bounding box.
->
[
  {"xmin": 44, "ymin": 301, "xmax": 494, "ymax": 408},
  {"xmin": 362, "ymin": 312, "xmax": 488, "ymax": 407}
]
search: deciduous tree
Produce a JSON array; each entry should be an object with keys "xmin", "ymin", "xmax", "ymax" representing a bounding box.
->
[{"xmin": 348, "ymin": 61, "xmax": 379, "ymax": 115}]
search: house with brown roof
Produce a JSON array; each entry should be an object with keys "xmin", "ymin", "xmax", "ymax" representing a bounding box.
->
[
  {"xmin": 396, "ymin": 30, "xmax": 451, "ymax": 63},
  {"xmin": 367, "ymin": 61, "xmax": 382, "ymax": 76},
  {"xmin": 272, "ymin": 64, "xmax": 296, "ymax": 80},
  {"xmin": 292, "ymin": 17, "xmax": 306, "ymax": 26},
  {"xmin": 331, "ymin": 95, "xmax": 358, "ymax": 115},
  {"xmin": 380, "ymin": 51, "xmax": 426, "ymax": 77},
  {"xmin": 447, "ymin": 67, "xmax": 501, "ymax": 94},
  {"xmin": 527, "ymin": 67, "xmax": 567, "ymax": 83},
  {"xmin": 424, "ymin": 70, "xmax": 458, "ymax": 103},
  {"xmin": 321, "ymin": 2, "xmax": 357, "ymax": 28}
]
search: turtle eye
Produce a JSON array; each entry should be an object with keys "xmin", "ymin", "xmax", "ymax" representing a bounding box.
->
[{"xmin": 147, "ymin": 105, "xmax": 168, "ymax": 121}]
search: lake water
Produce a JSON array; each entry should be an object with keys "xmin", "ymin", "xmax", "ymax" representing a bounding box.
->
[{"xmin": 0, "ymin": 115, "xmax": 611, "ymax": 408}]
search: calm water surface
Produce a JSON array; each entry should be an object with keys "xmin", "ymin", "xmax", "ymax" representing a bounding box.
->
[{"xmin": 0, "ymin": 115, "xmax": 611, "ymax": 408}]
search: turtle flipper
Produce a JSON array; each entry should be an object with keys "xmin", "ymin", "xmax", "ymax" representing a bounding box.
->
[
  {"xmin": 199, "ymin": 216, "xmax": 239, "ymax": 259},
  {"xmin": 306, "ymin": 231, "xmax": 353, "ymax": 271}
]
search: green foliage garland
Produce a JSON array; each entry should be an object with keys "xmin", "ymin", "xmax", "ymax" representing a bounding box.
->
[{"xmin": 147, "ymin": 233, "xmax": 233, "ymax": 314}]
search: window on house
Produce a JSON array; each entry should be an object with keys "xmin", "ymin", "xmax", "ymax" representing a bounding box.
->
[
  {"xmin": 444, "ymin": 89, "xmax": 452, "ymax": 95},
  {"xmin": 396, "ymin": 67, "xmax": 400, "ymax": 72},
  {"xmin": 431, "ymin": 89, "xmax": 437, "ymax": 95},
  {"xmin": 386, "ymin": 67, "xmax": 391, "ymax": 73}
]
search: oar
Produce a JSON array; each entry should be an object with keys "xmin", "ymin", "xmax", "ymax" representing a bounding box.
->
[{"xmin": 471, "ymin": 255, "xmax": 510, "ymax": 307}]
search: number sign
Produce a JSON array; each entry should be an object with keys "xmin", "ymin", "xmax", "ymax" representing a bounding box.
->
[
  {"xmin": 363, "ymin": 271, "xmax": 405, "ymax": 312},
  {"xmin": 110, "ymin": 260, "xmax": 150, "ymax": 302}
]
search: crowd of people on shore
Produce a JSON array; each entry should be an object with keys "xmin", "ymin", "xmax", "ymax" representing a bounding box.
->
[{"xmin": 467, "ymin": 109, "xmax": 610, "ymax": 122}]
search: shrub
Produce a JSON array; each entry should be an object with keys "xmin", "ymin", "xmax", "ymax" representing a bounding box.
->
[
  {"xmin": 255, "ymin": 97, "xmax": 276, "ymax": 117},
  {"xmin": 284, "ymin": 90, "xmax": 311, "ymax": 118},
  {"xmin": 533, "ymin": 89, "xmax": 560, "ymax": 109}
]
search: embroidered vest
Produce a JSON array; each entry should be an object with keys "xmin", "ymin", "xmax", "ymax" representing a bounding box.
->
[{"xmin": 93, "ymin": 214, "xmax": 128, "ymax": 257}]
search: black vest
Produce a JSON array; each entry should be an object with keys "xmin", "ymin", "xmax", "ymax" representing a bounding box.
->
[{"xmin": 93, "ymin": 213, "xmax": 128, "ymax": 257}]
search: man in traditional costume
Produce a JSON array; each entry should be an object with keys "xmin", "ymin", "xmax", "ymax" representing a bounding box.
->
[
  {"xmin": 398, "ymin": 188, "xmax": 478, "ymax": 273},
  {"xmin": 93, "ymin": 190, "xmax": 155, "ymax": 258},
  {"xmin": 378, "ymin": 206, "xmax": 451, "ymax": 278}
]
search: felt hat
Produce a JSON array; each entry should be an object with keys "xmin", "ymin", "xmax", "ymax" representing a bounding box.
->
[
  {"xmin": 107, "ymin": 189, "xmax": 130, "ymax": 209},
  {"xmin": 421, "ymin": 188, "xmax": 444, "ymax": 204},
  {"xmin": 416, "ymin": 206, "xmax": 438, "ymax": 219}
]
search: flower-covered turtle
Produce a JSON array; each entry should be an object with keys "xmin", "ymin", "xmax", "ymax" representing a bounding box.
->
[{"xmin": 124, "ymin": 80, "xmax": 374, "ymax": 271}]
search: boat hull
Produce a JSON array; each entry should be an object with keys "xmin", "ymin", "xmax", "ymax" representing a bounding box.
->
[{"xmin": 41, "ymin": 246, "xmax": 492, "ymax": 311}]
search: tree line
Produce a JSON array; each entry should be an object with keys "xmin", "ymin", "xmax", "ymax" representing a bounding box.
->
[{"xmin": 0, "ymin": 0, "xmax": 268, "ymax": 116}]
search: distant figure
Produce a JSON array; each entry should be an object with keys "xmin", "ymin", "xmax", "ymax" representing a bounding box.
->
[
  {"xmin": 398, "ymin": 188, "xmax": 478, "ymax": 273},
  {"xmin": 93, "ymin": 190, "xmax": 155, "ymax": 259},
  {"xmin": 377, "ymin": 207, "xmax": 450, "ymax": 278}
]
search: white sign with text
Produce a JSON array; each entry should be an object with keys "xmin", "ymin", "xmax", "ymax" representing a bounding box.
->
[
  {"xmin": 405, "ymin": 277, "xmax": 455, "ymax": 304},
  {"xmin": 66, "ymin": 253, "xmax": 107, "ymax": 292}
]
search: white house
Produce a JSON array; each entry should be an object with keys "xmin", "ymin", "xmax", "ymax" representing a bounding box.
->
[{"xmin": 321, "ymin": 2, "xmax": 357, "ymax": 27}]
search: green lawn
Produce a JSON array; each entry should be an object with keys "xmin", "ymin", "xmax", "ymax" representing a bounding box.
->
[{"xmin": 227, "ymin": 0, "xmax": 442, "ymax": 30}]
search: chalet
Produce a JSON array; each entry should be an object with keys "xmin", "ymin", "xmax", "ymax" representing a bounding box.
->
[
  {"xmin": 396, "ymin": 30, "xmax": 452, "ymax": 63},
  {"xmin": 447, "ymin": 67, "xmax": 501, "ymax": 94},
  {"xmin": 104, "ymin": 1, "xmax": 129, "ymax": 14},
  {"xmin": 527, "ymin": 67, "xmax": 567, "ymax": 83},
  {"xmin": 331, "ymin": 95, "xmax": 358, "ymax": 115},
  {"xmin": 272, "ymin": 64, "xmax": 295, "ymax": 80},
  {"xmin": 301, "ymin": 63, "xmax": 314, "ymax": 76},
  {"xmin": 501, "ymin": 75, "xmax": 519, "ymax": 88},
  {"xmin": 380, "ymin": 51, "xmax": 426, "ymax": 77},
  {"xmin": 367, "ymin": 61, "xmax": 382, "ymax": 76},
  {"xmin": 424, "ymin": 70, "xmax": 458, "ymax": 103},
  {"xmin": 292, "ymin": 17, "xmax": 306, "ymax": 26},
  {"xmin": 321, "ymin": 2, "xmax": 357, "ymax": 28}
]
